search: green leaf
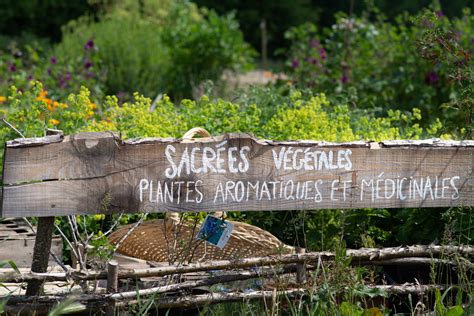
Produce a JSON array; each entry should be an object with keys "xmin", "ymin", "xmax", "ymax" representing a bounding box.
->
[
  {"xmin": 445, "ymin": 306, "xmax": 463, "ymax": 316},
  {"xmin": 48, "ymin": 297, "xmax": 86, "ymax": 316}
]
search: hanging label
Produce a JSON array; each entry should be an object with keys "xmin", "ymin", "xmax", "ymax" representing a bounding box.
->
[{"xmin": 196, "ymin": 215, "xmax": 234, "ymax": 249}]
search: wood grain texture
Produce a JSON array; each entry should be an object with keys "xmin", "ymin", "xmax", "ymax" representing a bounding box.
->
[{"xmin": 1, "ymin": 132, "xmax": 473, "ymax": 217}]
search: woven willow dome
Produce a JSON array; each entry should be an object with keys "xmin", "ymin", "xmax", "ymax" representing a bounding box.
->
[{"xmin": 108, "ymin": 214, "xmax": 294, "ymax": 263}]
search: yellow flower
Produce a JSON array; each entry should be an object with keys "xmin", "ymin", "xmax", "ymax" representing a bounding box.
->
[
  {"xmin": 49, "ymin": 118, "xmax": 60, "ymax": 125},
  {"xmin": 59, "ymin": 103, "xmax": 68, "ymax": 109},
  {"xmin": 47, "ymin": 104, "xmax": 54, "ymax": 111},
  {"xmin": 53, "ymin": 101, "xmax": 59, "ymax": 108},
  {"xmin": 90, "ymin": 102, "xmax": 97, "ymax": 110},
  {"xmin": 0, "ymin": 96, "xmax": 6, "ymax": 103}
]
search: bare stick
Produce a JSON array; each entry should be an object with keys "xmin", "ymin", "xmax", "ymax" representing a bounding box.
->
[
  {"xmin": 111, "ymin": 265, "xmax": 296, "ymax": 300},
  {"xmin": 3, "ymin": 245, "xmax": 473, "ymax": 283},
  {"xmin": 67, "ymin": 216, "xmax": 85, "ymax": 270},
  {"xmin": 54, "ymin": 223, "xmax": 80, "ymax": 268},
  {"xmin": 113, "ymin": 213, "xmax": 148, "ymax": 252},
  {"xmin": 95, "ymin": 213, "xmax": 124, "ymax": 239},
  {"xmin": 2, "ymin": 117, "xmax": 25, "ymax": 138},
  {"xmin": 4, "ymin": 284, "xmax": 447, "ymax": 308}
]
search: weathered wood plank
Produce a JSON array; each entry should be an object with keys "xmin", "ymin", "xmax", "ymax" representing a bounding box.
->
[{"xmin": 1, "ymin": 132, "xmax": 473, "ymax": 217}]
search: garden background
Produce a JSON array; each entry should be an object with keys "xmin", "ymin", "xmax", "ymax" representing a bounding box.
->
[{"xmin": 0, "ymin": 0, "xmax": 472, "ymax": 313}]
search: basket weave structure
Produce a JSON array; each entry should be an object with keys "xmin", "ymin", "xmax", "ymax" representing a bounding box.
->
[{"xmin": 108, "ymin": 217, "xmax": 294, "ymax": 263}]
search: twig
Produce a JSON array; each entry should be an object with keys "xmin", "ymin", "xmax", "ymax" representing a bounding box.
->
[
  {"xmin": 94, "ymin": 212, "xmax": 124, "ymax": 239},
  {"xmin": 3, "ymin": 284, "xmax": 447, "ymax": 308},
  {"xmin": 113, "ymin": 213, "xmax": 148, "ymax": 252},
  {"xmin": 67, "ymin": 216, "xmax": 85, "ymax": 270},
  {"xmin": 54, "ymin": 223, "xmax": 81, "ymax": 269},
  {"xmin": 2, "ymin": 245, "xmax": 473, "ymax": 283},
  {"xmin": 1, "ymin": 118, "xmax": 25, "ymax": 138}
]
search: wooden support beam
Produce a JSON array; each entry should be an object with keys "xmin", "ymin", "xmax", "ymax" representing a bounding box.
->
[{"xmin": 25, "ymin": 216, "xmax": 55, "ymax": 296}]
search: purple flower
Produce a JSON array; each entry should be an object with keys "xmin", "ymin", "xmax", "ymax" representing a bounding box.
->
[
  {"xmin": 8, "ymin": 63, "xmax": 16, "ymax": 72},
  {"xmin": 47, "ymin": 68, "xmax": 52, "ymax": 75},
  {"xmin": 59, "ymin": 78, "xmax": 67, "ymax": 88},
  {"xmin": 421, "ymin": 18, "xmax": 434, "ymax": 29},
  {"xmin": 340, "ymin": 74, "xmax": 349, "ymax": 84},
  {"xmin": 84, "ymin": 60, "xmax": 93, "ymax": 69},
  {"xmin": 84, "ymin": 39, "xmax": 94, "ymax": 50},
  {"xmin": 291, "ymin": 59, "xmax": 300, "ymax": 69},
  {"xmin": 436, "ymin": 11, "xmax": 444, "ymax": 18},
  {"xmin": 308, "ymin": 57, "xmax": 317, "ymax": 65},
  {"xmin": 425, "ymin": 71, "xmax": 439, "ymax": 85},
  {"xmin": 319, "ymin": 48, "xmax": 327, "ymax": 60},
  {"xmin": 50, "ymin": 56, "xmax": 57, "ymax": 64},
  {"xmin": 27, "ymin": 75, "xmax": 33, "ymax": 81},
  {"xmin": 65, "ymin": 72, "xmax": 72, "ymax": 81},
  {"xmin": 309, "ymin": 39, "xmax": 320, "ymax": 48}
]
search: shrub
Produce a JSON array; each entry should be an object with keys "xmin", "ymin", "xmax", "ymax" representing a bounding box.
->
[
  {"xmin": 161, "ymin": 2, "xmax": 255, "ymax": 99},
  {"xmin": 284, "ymin": 7, "xmax": 473, "ymax": 134},
  {"xmin": 0, "ymin": 38, "xmax": 104, "ymax": 100},
  {"xmin": 57, "ymin": 15, "xmax": 168, "ymax": 99},
  {"xmin": 56, "ymin": 0, "xmax": 255, "ymax": 100}
]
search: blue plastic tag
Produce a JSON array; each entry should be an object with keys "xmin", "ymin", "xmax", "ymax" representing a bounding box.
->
[{"xmin": 196, "ymin": 215, "xmax": 234, "ymax": 249}]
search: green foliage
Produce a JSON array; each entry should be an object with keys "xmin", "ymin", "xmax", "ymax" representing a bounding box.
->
[
  {"xmin": 0, "ymin": 37, "xmax": 104, "ymax": 100},
  {"xmin": 57, "ymin": 14, "xmax": 168, "ymax": 99},
  {"xmin": 0, "ymin": 82, "xmax": 97, "ymax": 140},
  {"xmin": 56, "ymin": 0, "xmax": 254, "ymax": 100},
  {"xmin": 48, "ymin": 296, "xmax": 86, "ymax": 315},
  {"xmin": 161, "ymin": 2, "xmax": 255, "ymax": 99},
  {"xmin": 284, "ymin": 7, "xmax": 473, "ymax": 134},
  {"xmin": 0, "ymin": 259, "xmax": 19, "ymax": 314},
  {"xmin": 415, "ymin": 8, "xmax": 474, "ymax": 138},
  {"xmin": 87, "ymin": 94, "xmax": 184, "ymax": 138},
  {"xmin": 180, "ymin": 95, "xmax": 261, "ymax": 135},
  {"xmin": 264, "ymin": 91, "xmax": 443, "ymax": 142}
]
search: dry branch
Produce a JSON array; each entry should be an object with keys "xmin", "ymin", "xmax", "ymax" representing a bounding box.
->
[
  {"xmin": 120, "ymin": 284, "xmax": 447, "ymax": 309},
  {"xmin": 1, "ymin": 245, "xmax": 472, "ymax": 283},
  {"xmin": 111, "ymin": 264, "xmax": 296, "ymax": 300},
  {"xmin": 3, "ymin": 284, "xmax": 447, "ymax": 311}
]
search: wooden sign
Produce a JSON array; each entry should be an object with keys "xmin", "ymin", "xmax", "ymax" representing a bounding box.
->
[{"xmin": 1, "ymin": 132, "xmax": 473, "ymax": 217}]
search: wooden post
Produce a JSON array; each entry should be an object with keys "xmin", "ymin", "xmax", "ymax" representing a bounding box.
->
[
  {"xmin": 25, "ymin": 129, "xmax": 63, "ymax": 296},
  {"xmin": 106, "ymin": 260, "xmax": 119, "ymax": 316},
  {"xmin": 296, "ymin": 247, "xmax": 307, "ymax": 285},
  {"xmin": 25, "ymin": 216, "xmax": 55, "ymax": 296}
]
